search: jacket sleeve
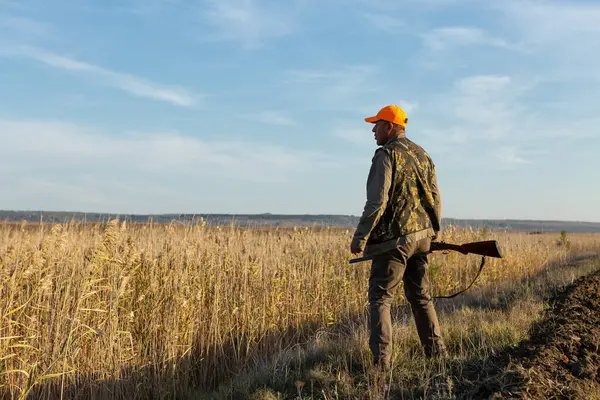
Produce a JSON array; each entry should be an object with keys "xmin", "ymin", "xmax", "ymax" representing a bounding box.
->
[
  {"xmin": 351, "ymin": 149, "xmax": 393, "ymax": 250},
  {"xmin": 429, "ymin": 164, "xmax": 442, "ymax": 234}
]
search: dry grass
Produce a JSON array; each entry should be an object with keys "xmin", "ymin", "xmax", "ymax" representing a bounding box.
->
[{"xmin": 1, "ymin": 220, "xmax": 599, "ymax": 399}]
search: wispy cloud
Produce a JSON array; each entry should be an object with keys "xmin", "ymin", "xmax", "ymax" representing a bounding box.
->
[
  {"xmin": 363, "ymin": 13, "xmax": 404, "ymax": 33},
  {"xmin": 421, "ymin": 71, "xmax": 598, "ymax": 172},
  {"xmin": 0, "ymin": 118, "xmax": 338, "ymax": 183},
  {"xmin": 417, "ymin": 74, "xmax": 545, "ymax": 168},
  {"xmin": 492, "ymin": 1, "xmax": 600, "ymax": 81},
  {"xmin": 0, "ymin": 15, "xmax": 52, "ymax": 39},
  {"xmin": 421, "ymin": 26, "xmax": 519, "ymax": 52},
  {"xmin": 1, "ymin": 46, "xmax": 199, "ymax": 107},
  {"xmin": 495, "ymin": 0, "xmax": 600, "ymax": 40},
  {"xmin": 0, "ymin": 0, "xmax": 25, "ymax": 11},
  {"xmin": 241, "ymin": 111, "xmax": 296, "ymax": 126},
  {"xmin": 333, "ymin": 127, "xmax": 373, "ymax": 147},
  {"xmin": 455, "ymin": 75, "xmax": 511, "ymax": 93},
  {"xmin": 287, "ymin": 65, "xmax": 377, "ymax": 92},
  {"xmin": 200, "ymin": 0, "xmax": 295, "ymax": 49},
  {"xmin": 494, "ymin": 146, "xmax": 532, "ymax": 166},
  {"xmin": 123, "ymin": 0, "xmax": 181, "ymax": 16},
  {"xmin": 358, "ymin": 0, "xmax": 471, "ymax": 11},
  {"xmin": 449, "ymin": 74, "xmax": 533, "ymax": 132},
  {"xmin": 285, "ymin": 65, "xmax": 382, "ymax": 112},
  {"xmin": 0, "ymin": 117, "xmax": 353, "ymax": 214},
  {"xmin": 436, "ymin": 72, "xmax": 599, "ymax": 138}
]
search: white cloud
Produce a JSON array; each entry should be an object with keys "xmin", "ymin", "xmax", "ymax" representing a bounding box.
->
[
  {"xmin": 416, "ymin": 74, "xmax": 545, "ymax": 168},
  {"xmin": 0, "ymin": 15, "xmax": 52, "ymax": 39},
  {"xmin": 358, "ymin": 0, "xmax": 471, "ymax": 11},
  {"xmin": 241, "ymin": 111, "xmax": 295, "ymax": 126},
  {"xmin": 410, "ymin": 2, "xmax": 600, "ymax": 172},
  {"xmin": 421, "ymin": 72, "xmax": 599, "ymax": 173},
  {"xmin": 421, "ymin": 26, "xmax": 519, "ymax": 52},
  {"xmin": 287, "ymin": 65, "xmax": 376, "ymax": 86},
  {"xmin": 200, "ymin": 0, "xmax": 294, "ymax": 49},
  {"xmin": 123, "ymin": 0, "xmax": 181, "ymax": 16},
  {"xmin": 398, "ymin": 101, "xmax": 419, "ymax": 115},
  {"xmin": 333, "ymin": 127, "xmax": 373, "ymax": 147},
  {"xmin": 363, "ymin": 13, "xmax": 404, "ymax": 33},
  {"xmin": 0, "ymin": 118, "xmax": 350, "ymax": 213},
  {"xmin": 13, "ymin": 177, "xmax": 111, "ymax": 207},
  {"xmin": 1, "ymin": 46, "xmax": 199, "ymax": 107},
  {"xmin": 491, "ymin": 1, "xmax": 600, "ymax": 79},
  {"xmin": 494, "ymin": 147, "xmax": 531, "ymax": 166},
  {"xmin": 0, "ymin": 0, "xmax": 24, "ymax": 11},
  {"xmin": 0, "ymin": 119, "xmax": 338, "ymax": 182},
  {"xmin": 455, "ymin": 75, "xmax": 511, "ymax": 93},
  {"xmin": 285, "ymin": 65, "xmax": 382, "ymax": 112},
  {"xmin": 448, "ymin": 75, "xmax": 534, "ymax": 133},
  {"xmin": 496, "ymin": 0, "xmax": 600, "ymax": 40}
]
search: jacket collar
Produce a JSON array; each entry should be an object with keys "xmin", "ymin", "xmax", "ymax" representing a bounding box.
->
[{"xmin": 384, "ymin": 134, "xmax": 406, "ymax": 146}]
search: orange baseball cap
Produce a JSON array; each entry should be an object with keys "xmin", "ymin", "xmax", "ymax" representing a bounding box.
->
[{"xmin": 364, "ymin": 105, "xmax": 408, "ymax": 127}]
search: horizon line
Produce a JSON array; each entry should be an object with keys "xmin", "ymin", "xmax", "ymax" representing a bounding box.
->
[{"xmin": 1, "ymin": 209, "xmax": 600, "ymax": 224}]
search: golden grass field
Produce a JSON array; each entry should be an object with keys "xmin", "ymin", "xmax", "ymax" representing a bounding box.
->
[{"xmin": 1, "ymin": 220, "xmax": 600, "ymax": 399}]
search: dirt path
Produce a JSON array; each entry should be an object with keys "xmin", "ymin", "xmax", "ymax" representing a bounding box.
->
[{"xmin": 455, "ymin": 268, "xmax": 600, "ymax": 399}]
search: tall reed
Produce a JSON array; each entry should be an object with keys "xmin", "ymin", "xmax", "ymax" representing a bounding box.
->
[{"xmin": 1, "ymin": 220, "xmax": 599, "ymax": 398}]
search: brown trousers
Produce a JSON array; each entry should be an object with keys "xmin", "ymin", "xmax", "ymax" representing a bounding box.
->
[{"xmin": 368, "ymin": 237, "xmax": 445, "ymax": 365}]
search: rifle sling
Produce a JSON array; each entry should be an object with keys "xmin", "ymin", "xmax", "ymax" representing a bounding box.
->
[{"xmin": 433, "ymin": 256, "xmax": 487, "ymax": 299}]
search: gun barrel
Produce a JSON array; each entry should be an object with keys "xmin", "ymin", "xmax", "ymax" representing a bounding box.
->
[{"xmin": 349, "ymin": 255, "xmax": 373, "ymax": 264}]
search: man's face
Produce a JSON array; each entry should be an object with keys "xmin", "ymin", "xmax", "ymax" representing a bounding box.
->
[{"xmin": 372, "ymin": 120, "xmax": 391, "ymax": 146}]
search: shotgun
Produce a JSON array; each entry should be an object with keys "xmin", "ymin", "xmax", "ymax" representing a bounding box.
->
[{"xmin": 348, "ymin": 240, "xmax": 503, "ymax": 264}]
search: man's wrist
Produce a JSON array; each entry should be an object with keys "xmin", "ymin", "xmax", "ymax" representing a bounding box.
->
[{"xmin": 351, "ymin": 237, "xmax": 366, "ymax": 248}]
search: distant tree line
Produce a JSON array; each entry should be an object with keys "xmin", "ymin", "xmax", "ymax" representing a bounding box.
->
[{"xmin": 2, "ymin": 211, "xmax": 600, "ymax": 233}]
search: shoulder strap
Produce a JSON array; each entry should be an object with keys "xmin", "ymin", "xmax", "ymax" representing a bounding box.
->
[{"xmin": 434, "ymin": 256, "xmax": 487, "ymax": 299}]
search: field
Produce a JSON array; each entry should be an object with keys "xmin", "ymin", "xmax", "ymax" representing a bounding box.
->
[{"xmin": 1, "ymin": 220, "xmax": 600, "ymax": 399}]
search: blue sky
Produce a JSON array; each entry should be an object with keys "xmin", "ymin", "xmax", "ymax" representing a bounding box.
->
[{"xmin": 1, "ymin": 0, "xmax": 599, "ymax": 221}]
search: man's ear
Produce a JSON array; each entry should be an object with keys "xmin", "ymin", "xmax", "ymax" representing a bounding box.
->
[{"xmin": 387, "ymin": 121, "xmax": 394, "ymax": 134}]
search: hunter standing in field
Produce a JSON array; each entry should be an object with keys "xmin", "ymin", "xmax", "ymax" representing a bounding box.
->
[{"xmin": 351, "ymin": 104, "xmax": 448, "ymax": 370}]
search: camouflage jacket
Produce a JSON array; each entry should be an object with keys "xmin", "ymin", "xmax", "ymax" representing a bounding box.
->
[{"xmin": 351, "ymin": 135, "xmax": 442, "ymax": 256}]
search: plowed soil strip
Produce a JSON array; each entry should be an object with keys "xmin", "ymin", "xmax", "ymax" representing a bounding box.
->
[{"xmin": 456, "ymin": 269, "xmax": 600, "ymax": 399}]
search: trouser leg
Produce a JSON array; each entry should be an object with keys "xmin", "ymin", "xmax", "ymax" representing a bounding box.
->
[
  {"xmin": 368, "ymin": 246, "xmax": 410, "ymax": 367},
  {"xmin": 403, "ymin": 238, "xmax": 447, "ymax": 357}
]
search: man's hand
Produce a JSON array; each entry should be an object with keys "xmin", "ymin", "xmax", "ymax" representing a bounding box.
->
[{"xmin": 350, "ymin": 240, "xmax": 363, "ymax": 255}]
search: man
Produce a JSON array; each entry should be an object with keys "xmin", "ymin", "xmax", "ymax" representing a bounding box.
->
[{"xmin": 351, "ymin": 104, "xmax": 447, "ymax": 370}]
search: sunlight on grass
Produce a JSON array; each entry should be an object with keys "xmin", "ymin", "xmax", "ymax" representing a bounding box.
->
[{"xmin": 1, "ymin": 219, "xmax": 599, "ymax": 398}]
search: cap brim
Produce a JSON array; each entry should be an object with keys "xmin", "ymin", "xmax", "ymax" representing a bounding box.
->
[{"xmin": 364, "ymin": 116, "xmax": 378, "ymax": 123}]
